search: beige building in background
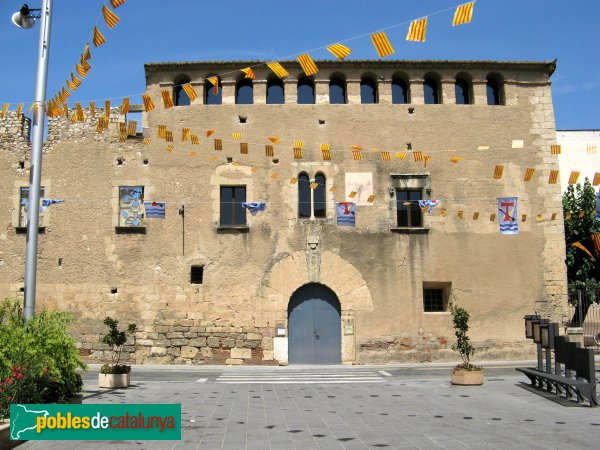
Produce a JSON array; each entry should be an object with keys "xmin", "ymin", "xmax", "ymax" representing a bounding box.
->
[
  {"xmin": 0, "ymin": 59, "xmax": 568, "ymax": 365},
  {"xmin": 556, "ymin": 130, "xmax": 600, "ymax": 192}
]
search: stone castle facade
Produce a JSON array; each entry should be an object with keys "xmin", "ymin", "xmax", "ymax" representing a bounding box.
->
[{"xmin": 0, "ymin": 59, "xmax": 567, "ymax": 365}]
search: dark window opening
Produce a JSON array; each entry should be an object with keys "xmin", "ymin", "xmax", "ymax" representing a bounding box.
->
[
  {"xmin": 267, "ymin": 78, "xmax": 284, "ymax": 104},
  {"xmin": 318, "ymin": 119, "xmax": 325, "ymax": 125},
  {"xmin": 236, "ymin": 79, "xmax": 253, "ymax": 104},
  {"xmin": 298, "ymin": 173, "xmax": 311, "ymax": 218},
  {"xmin": 297, "ymin": 76, "xmax": 315, "ymax": 104},
  {"xmin": 423, "ymin": 288, "xmax": 444, "ymax": 312},
  {"xmin": 360, "ymin": 77, "xmax": 378, "ymax": 104},
  {"xmin": 396, "ymin": 189, "xmax": 422, "ymax": 227},
  {"xmin": 329, "ymin": 78, "xmax": 346, "ymax": 104},
  {"xmin": 110, "ymin": 287, "xmax": 118, "ymax": 294},
  {"xmin": 205, "ymin": 77, "xmax": 222, "ymax": 105},
  {"xmin": 174, "ymin": 81, "xmax": 191, "ymax": 106},
  {"xmin": 19, "ymin": 161, "xmax": 25, "ymax": 169},
  {"xmin": 392, "ymin": 77, "xmax": 409, "ymax": 104},
  {"xmin": 314, "ymin": 173, "xmax": 326, "ymax": 218},
  {"xmin": 191, "ymin": 266, "xmax": 204, "ymax": 284},
  {"xmin": 424, "ymin": 78, "xmax": 440, "ymax": 104},
  {"xmin": 455, "ymin": 78, "xmax": 471, "ymax": 105},
  {"xmin": 220, "ymin": 186, "xmax": 246, "ymax": 226},
  {"xmin": 486, "ymin": 77, "xmax": 503, "ymax": 105}
]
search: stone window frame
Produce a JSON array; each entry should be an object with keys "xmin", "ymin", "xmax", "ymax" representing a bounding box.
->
[
  {"xmin": 12, "ymin": 180, "xmax": 50, "ymax": 233},
  {"xmin": 390, "ymin": 174, "xmax": 430, "ymax": 234},
  {"xmin": 454, "ymin": 72, "xmax": 474, "ymax": 105},
  {"xmin": 173, "ymin": 74, "xmax": 192, "ymax": 107},
  {"xmin": 423, "ymin": 72, "xmax": 442, "ymax": 104},
  {"xmin": 235, "ymin": 74, "xmax": 254, "ymax": 105},
  {"xmin": 422, "ymin": 281, "xmax": 452, "ymax": 313},
  {"xmin": 486, "ymin": 72, "xmax": 505, "ymax": 106},
  {"xmin": 391, "ymin": 71, "xmax": 410, "ymax": 104},
  {"xmin": 210, "ymin": 165, "xmax": 254, "ymax": 232},
  {"xmin": 112, "ymin": 180, "xmax": 152, "ymax": 234}
]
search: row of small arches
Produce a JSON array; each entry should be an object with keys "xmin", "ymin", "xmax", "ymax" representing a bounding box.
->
[{"xmin": 173, "ymin": 73, "xmax": 504, "ymax": 107}]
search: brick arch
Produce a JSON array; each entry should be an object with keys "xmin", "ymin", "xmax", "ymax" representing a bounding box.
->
[{"xmin": 258, "ymin": 250, "xmax": 373, "ymax": 314}]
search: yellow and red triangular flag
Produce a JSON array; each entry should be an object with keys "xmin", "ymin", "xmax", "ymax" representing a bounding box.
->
[
  {"xmin": 406, "ymin": 18, "xmax": 428, "ymax": 42},
  {"xmin": 453, "ymin": 2, "xmax": 475, "ymax": 26},
  {"xmin": 92, "ymin": 27, "xmax": 106, "ymax": 48},
  {"xmin": 370, "ymin": 31, "xmax": 395, "ymax": 58},
  {"xmin": 327, "ymin": 43, "xmax": 351, "ymax": 60}
]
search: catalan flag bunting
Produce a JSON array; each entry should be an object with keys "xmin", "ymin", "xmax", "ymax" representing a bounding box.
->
[
  {"xmin": 350, "ymin": 145, "xmax": 363, "ymax": 151},
  {"xmin": 449, "ymin": 156, "xmax": 463, "ymax": 164},
  {"xmin": 191, "ymin": 135, "xmax": 200, "ymax": 145},
  {"xmin": 207, "ymin": 129, "xmax": 215, "ymax": 137},
  {"xmin": 573, "ymin": 242, "xmax": 596, "ymax": 262},
  {"xmin": 127, "ymin": 121, "xmax": 137, "ymax": 136},
  {"xmin": 165, "ymin": 145, "xmax": 174, "ymax": 152},
  {"xmin": 76, "ymin": 64, "xmax": 88, "ymax": 78},
  {"xmin": 188, "ymin": 151, "xmax": 197, "ymax": 158},
  {"xmin": 161, "ymin": 90, "xmax": 174, "ymax": 109},
  {"xmin": 267, "ymin": 62, "xmax": 289, "ymax": 78},
  {"xmin": 593, "ymin": 233, "xmax": 600, "ymax": 252},
  {"xmin": 294, "ymin": 141, "xmax": 304, "ymax": 148},
  {"xmin": 326, "ymin": 43, "xmax": 352, "ymax": 60},
  {"xmin": 524, "ymin": 168, "xmax": 535, "ymax": 182},
  {"xmin": 367, "ymin": 195, "xmax": 375, "ymax": 203},
  {"xmin": 82, "ymin": 43, "xmax": 91, "ymax": 61},
  {"xmin": 105, "ymin": 100, "xmax": 110, "ymax": 118},
  {"xmin": 396, "ymin": 152, "xmax": 406, "ymax": 160},
  {"xmin": 381, "ymin": 151, "xmax": 391, "ymax": 161},
  {"xmin": 121, "ymin": 97, "xmax": 130, "ymax": 114},
  {"xmin": 16, "ymin": 103, "xmax": 23, "ymax": 117},
  {"xmin": 265, "ymin": 145, "xmax": 274, "ymax": 157},
  {"xmin": 289, "ymin": 177, "xmax": 298, "ymax": 184},
  {"xmin": 214, "ymin": 139, "xmax": 222, "ymax": 150},
  {"xmin": 233, "ymin": 132, "xmax": 242, "ymax": 140},
  {"xmin": 102, "ymin": 5, "xmax": 120, "ymax": 29},
  {"xmin": 207, "ymin": 77, "xmax": 219, "ymax": 94},
  {"xmin": 493, "ymin": 165, "xmax": 504, "ymax": 179},
  {"xmin": 70, "ymin": 73, "xmax": 82, "ymax": 88},
  {"xmin": 293, "ymin": 148, "xmax": 303, "ymax": 159},
  {"xmin": 66, "ymin": 79, "xmax": 78, "ymax": 91},
  {"xmin": 371, "ymin": 31, "xmax": 395, "ymax": 58},
  {"xmin": 80, "ymin": 57, "xmax": 91, "ymax": 71},
  {"xmin": 240, "ymin": 143, "xmax": 249, "ymax": 154},
  {"xmin": 241, "ymin": 67, "xmax": 256, "ymax": 79},
  {"xmin": 550, "ymin": 145, "xmax": 561, "ymax": 155},
  {"xmin": 309, "ymin": 182, "xmax": 319, "ymax": 190},
  {"xmin": 568, "ymin": 171, "xmax": 580, "ymax": 185},
  {"xmin": 352, "ymin": 150, "xmax": 362, "ymax": 161},
  {"xmin": 268, "ymin": 137, "xmax": 280, "ymax": 144},
  {"xmin": 594, "ymin": 173, "xmax": 600, "ymax": 186},
  {"xmin": 549, "ymin": 170, "xmax": 559, "ymax": 184},
  {"xmin": 406, "ymin": 18, "xmax": 428, "ymax": 42},
  {"xmin": 92, "ymin": 27, "xmax": 106, "ymax": 47},
  {"xmin": 182, "ymin": 84, "xmax": 197, "ymax": 102},
  {"xmin": 452, "ymin": 1, "xmax": 475, "ymax": 26},
  {"xmin": 512, "ymin": 139, "xmax": 524, "ymax": 149},
  {"xmin": 143, "ymin": 138, "xmax": 151, "ymax": 145},
  {"xmin": 75, "ymin": 103, "xmax": 84, "ymax": 121},
  {"xmin": 165, "ymin": 131, "xmax": 173, "ymax": 142},
  {"xmin": 297, "ymin": 53, "xmax": 318, "ymax": 76},
  {"xmin": 110, "ymin": 0, "xmax": 126, "ymax": 8},
  {"xmin": 142, "ymin": 93, "xmax": 155, "ymax": 112},
  {"xmin": 182, "ymin": 128, "xmax": 191, "ymax": 141},
  {"xmin": 322, "ymin": 148, "xmax": 332, "ymax": 161},
  {"xmin": 413, "ymin": 151, "xmax": 424, "ymax": 162}
]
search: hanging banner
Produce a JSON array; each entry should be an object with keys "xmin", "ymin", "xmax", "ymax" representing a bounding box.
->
[
  {"xmin": 242, "ymin": 202, "xmax": 267, "ymax": 216},
  {"xmin": 596, "ymin": 191, "xmax": 600, "ymax": 222},
  {"xmin": 418, "ymin": 199, "xmax": 441, "ymax": 213},
  {"xmin": 144, "ymin": 201, "xmax": 166, "ymax": 219},
  {"xmin": 336, "ymin": 202, "xmax": 356, "ymax": 227},
  {"xmin": 497, "ymin": 197, "xmax": 518, "ymax": 235}
]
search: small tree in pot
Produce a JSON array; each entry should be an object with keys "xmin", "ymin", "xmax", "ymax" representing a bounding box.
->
[
  {"xmin": 451, "ymin": 305, "xmax": 484, "ymax": 385},
  {"xmin": 99, "ymin": 317, "xmax": 136, "ymax": 388}
]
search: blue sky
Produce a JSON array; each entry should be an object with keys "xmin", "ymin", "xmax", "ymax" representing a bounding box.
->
[{"xmin": 1, "ymin": 0, "xmax": 598, "ymax": 130}]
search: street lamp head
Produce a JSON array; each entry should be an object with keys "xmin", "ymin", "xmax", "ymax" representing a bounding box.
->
[{"xmin": 12, "ymin": 4, "xmax": 37, "ymax": 29}]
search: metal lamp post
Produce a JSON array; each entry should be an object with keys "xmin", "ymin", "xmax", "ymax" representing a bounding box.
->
[{"xmin": 13, "ymin": 1, "xmax": 53, "ymax": 320}]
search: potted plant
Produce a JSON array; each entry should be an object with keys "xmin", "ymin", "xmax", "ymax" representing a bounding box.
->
[
  {"xmin": 450, "ymin": 305, "xmax": 484, "ymax": 385},
  {"xmin": 99, "ymin": 317, "xmax": 136, "ymax": 388}
]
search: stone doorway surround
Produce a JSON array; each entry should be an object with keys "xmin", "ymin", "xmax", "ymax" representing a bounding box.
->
[{"xmin": 258, "ymin": 250, "xmax": 374, "ymax": 364}]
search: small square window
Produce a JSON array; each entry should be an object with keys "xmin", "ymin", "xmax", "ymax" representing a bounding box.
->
[
  {"xmin": 422, "ymin": 282, "xmax": 451, "ymax": 312},
  {"xmin": 191, "ymin": 266, "xmax": 204, "ymax": 284},
  {"xmin": 118, "ymin": 186, "xmax": 144, "ymax": 227}
]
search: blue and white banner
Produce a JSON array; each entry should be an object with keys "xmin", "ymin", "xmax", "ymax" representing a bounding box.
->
[
  {"xmin": 596, "ymin": 191, "xmax": 600, "ymax": 222},
  {"xmin": 242, "ymin": 202, "xmax": 267, "ymax": 216},
  {"xmin": 144, "ymin": 201, "xmax": 166, "ymax": 219},
  {"xmin": 336, "ymin": 202, "xmax": 356, "ymax": 227},
  {"xmin": 497, "ymin": 197, "xmax": 518, "ymax": 235},
  {"xmin": 418, "ymin": 199, "xmax": 441, "ymax": 213}
]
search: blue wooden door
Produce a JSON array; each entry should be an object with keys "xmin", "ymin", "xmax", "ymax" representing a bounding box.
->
[{"xmin": 288, "ymin": 283, "xmax": 341, "ymax": 364}]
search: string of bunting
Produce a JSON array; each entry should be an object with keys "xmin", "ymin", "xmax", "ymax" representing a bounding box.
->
[{"xmin": 2, "ymin": 0, "xmax": 473, "ymax": 111}]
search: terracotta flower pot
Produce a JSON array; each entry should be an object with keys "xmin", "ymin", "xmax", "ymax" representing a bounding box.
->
[
  {"xmin": 451, "ymin": 367, "xmax": 484, "ymax": 385},
  {"xmin": 99, "ymin": 372, "xmax": 130, "ymax": 388}
]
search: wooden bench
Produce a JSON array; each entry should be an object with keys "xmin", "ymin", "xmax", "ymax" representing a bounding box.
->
[{"xmin": 516, "ymin": 336, "xmax": 598, "ymax": 407}]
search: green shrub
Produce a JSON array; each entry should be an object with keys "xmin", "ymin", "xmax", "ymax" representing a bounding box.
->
[
  {"xmin": 451, "ymin": 304, "xmax": 478, "ymax": 370},
  {"xmin": 100, "ymin": 317, "xmax": 136, "ymax": 374},
  {"xmin": 0, "ymin": 298, "xmax": 86, "ymax": 418}
]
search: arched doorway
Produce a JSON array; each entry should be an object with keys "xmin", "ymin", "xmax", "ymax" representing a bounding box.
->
[{"xmin": 288, "ymin": 283, "xmax": 341, "ymax": 364}]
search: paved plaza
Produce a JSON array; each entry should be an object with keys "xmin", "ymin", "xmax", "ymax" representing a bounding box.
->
[{"xmin": 17, "ymin": 363, "xmax": 600, "ymax": 449}]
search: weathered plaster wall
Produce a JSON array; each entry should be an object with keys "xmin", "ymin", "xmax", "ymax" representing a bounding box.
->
[{"xmin": 0, "ymin": 60, "xmax": 567, "ymax": 364}]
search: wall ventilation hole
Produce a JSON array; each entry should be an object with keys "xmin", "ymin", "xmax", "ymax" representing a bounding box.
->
[
  {"xmin": 190, "ymin": 266, "xmax": 204, "ymax": 285},
  {"xmin": 58, "ymin": 258, "xmax": 63, "ymax": 267},
  {"xmin": 19, "ymin": 287, "xmax": 24, "ymax": 292},
  {"xmin": 19, "ymin": 161, "xmax": 25, "ymax": 169},
  {"xmin": 408, "ymin": 107, "xmax": 415, "ymax": 114},
  {"xmin": 272, "ymin": 159, "xmax": 279, "ymax": 165},
  {"xmin": 143, "ymin": 159, "xmax": 149, "ymax": 165},
  {"xmin": 117, "ymin": 158, "xmax": 124, "ymax": 166},
  {"xmin": 226, "ymin": 157, "xmax": 233, "ymax": 164},
  {"xmin": 406, "ymin": 143, "xmax": 412, "ymax": 151},
  {"xmin": 318, "ymin": 119, "xmax": 325, "ymax": 125},
  {"xmin": 110, "ymin": 287, "xmax": 118, "ymax": 294},
  {"xmin": 238, "ymin": 116, "xmax": 247, "ymax": 123}
]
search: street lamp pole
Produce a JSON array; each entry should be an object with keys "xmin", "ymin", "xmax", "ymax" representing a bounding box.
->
[{"xmin": 23, "ymin": 0, "xmax": 53, "ymax": 320}]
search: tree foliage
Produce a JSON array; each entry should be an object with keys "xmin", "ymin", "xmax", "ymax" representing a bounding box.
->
[
  {"xmin": 451, "ymin": 305, "xmax": 475, "ymax": 370},
  {"xmin": 562, "ymin": 178, "xmax": 600, "ymax": 299},
  {"xmin": 100, "ymin": 317, "xmax": 136, "ymax": 374}
]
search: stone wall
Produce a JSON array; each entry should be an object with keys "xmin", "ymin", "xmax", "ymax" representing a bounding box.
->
[{"xmin": 0, "ymin": 60, "xmax": 567, "ymax": 365}]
